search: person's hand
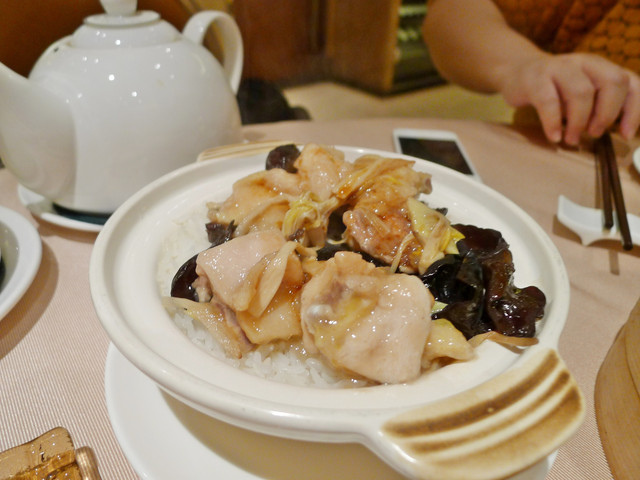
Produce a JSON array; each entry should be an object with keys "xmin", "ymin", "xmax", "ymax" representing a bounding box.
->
[{"xmin": 497, "ymin": 52, "xmax": 640, "ymax": 145}]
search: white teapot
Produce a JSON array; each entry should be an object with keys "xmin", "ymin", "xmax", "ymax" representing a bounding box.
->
[{"xmin": 0, "ymin": 0, "xmax": 243, "ymax": 214}]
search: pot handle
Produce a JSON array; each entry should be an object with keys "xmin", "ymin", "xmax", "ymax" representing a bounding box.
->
[
  {"xmin": 376, "ymin": 348, "xmax": 585, "ymax": 480},
  {"xmin": 183, "ymin": 11, "xmax": 243, "ymax": 94}
]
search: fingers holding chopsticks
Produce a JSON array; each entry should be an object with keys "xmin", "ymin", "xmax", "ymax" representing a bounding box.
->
[
  {"xmin": 617, "ymin": 73, "xmax": 640, "ymax": 141},
  {"xmin": 583, "ymin": 61, "xmax": 640, "ymax": 142},
  {"xmin": 521, "ymin": 54, "xmax": 640, "ymax": 146}
]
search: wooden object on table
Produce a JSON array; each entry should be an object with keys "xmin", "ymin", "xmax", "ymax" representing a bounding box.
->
[
  {"xmin": 595, "ymin": 298, "xmax": 640, "ymax": 480},
  {"xmin": 625, "ymin": 301, "xmax": 640, "ymax": 396},
  {"xmin": 325, "ymin": 0, "xmax": 440, "ymax": 93},
  {"xmin": 325, "ymin": 0, "xmax": 400, "ymax": 93},
  {"xmin": 231, "ymin": 0, "xmax": 326, "ymax": 84}
]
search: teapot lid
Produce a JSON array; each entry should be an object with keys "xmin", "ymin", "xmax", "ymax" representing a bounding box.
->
[{"xmin": 72, "ymin": 0, "xmax": 179, "ymax": 48}]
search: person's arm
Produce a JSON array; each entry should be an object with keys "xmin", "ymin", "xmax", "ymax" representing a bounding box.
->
[
  {"xmin": 423, "ymin": 0, "xmax": 640, "ymax": 145},
  {"xmin": 423, "ymin": 0, "xmax": 540, "ymax": 93}
]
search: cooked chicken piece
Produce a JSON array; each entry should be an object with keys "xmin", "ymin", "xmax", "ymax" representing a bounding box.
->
[
  {"xmin": 279, "ymin": 144, "xmax": 353, "ymax": 246},
  {"xmin": 300, "ymin": 251, "xmax": 433, "ymax": 384},
  {"xmin": 196, "ymin": 230, "xmax": 305, "ymax": 345},
  {"xmin": 208, "ymin": 168, "xmax": 304, "ymax": 235},
  {"xmin": 236, "ymin": 285, "xmax": 302, "ymax": 344},
  {"xmin": 196, "ymin": 229, "xmax": 286, "ymax": 309},
  {"xmin": 335, "ymin": 155, "xmax": 431, "ymax": 202},
  {"xmin": 337, "ymin": 156, "xmax": 441, "ymax": 273},
  {"xmin": 294, "ymin": 143, "xmax": 354, "ymax": 201},
  {"xmin": 343, "ymin": 206, "xmax": 418, "ymax": 270},
  {"xmin": 233, "ymin": 241, "xmax": 305, "ymax": 344}
]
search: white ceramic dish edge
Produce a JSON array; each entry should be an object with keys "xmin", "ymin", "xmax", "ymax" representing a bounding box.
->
[
  {"xmin": 18, "ymin": 185, "xmax": 104, "ymax": 233},
  {"xmin": 104, "ymin": 343, "xmax": 558, "ymax": 480},
  {"xmin": 0, "ymin": 206, "xmax": 42, "ymax": 320}
]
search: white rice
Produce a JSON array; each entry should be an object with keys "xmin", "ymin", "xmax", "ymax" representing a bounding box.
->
[{"xmin": 156, "ymin": 207, "xmax": 368, "ymax": 388}]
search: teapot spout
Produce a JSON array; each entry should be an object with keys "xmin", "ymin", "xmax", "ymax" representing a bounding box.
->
[{"xmin": 0, "ymin": 62, "xmax": 75, "ymax": 199}]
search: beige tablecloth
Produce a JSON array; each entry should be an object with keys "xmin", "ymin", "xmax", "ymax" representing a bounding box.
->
[{"xmin": 1, "ymin": 117, "xmax": 639, "ymax": 479}]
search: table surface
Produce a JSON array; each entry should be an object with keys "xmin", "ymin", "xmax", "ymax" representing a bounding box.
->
[{"xmin": 1, "ymin": 117, "xmax": 639, "ymax": 480}]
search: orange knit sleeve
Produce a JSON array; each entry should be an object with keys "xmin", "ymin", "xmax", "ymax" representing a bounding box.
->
[
  {"xmin": 572, "ymin": 0, "xmax": 640, "ymax": 74},
  {"xmin": 493, "ymin": 0, "xmax": 640, "ymax": 74},
  {"xmin": 492, "ymin": 0, "xmax": 575, "ymax": 48}
]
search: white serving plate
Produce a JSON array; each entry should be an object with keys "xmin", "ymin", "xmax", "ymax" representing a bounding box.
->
[
  {"xmin": 104, "ymin": 343, "xmax": 556, "ymax": 480},
  {"xmin": 0, "ymin": 206, "xmax": 42, "ymax": 320},
  {"xmin": 91, "ymin": 145, "xmax": 582, "ymax": 480}
]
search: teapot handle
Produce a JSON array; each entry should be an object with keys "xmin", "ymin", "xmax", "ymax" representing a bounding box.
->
[{"xmin": 183, "ymin": 11, "xmax": 243, "ymax": 94}]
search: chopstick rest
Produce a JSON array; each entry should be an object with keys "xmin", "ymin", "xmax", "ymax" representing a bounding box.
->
[
  {"xmin": 557, "ymin": 196, "xmax": 640, "ymax": 247},
  {"xmin": 557, "ymin": 134, "xmax": 637, "ymax": 249}
]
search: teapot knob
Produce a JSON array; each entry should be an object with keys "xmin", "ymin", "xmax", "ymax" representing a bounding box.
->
[{"xmin": 101, "ymin": 0, "xmax": 137, "ymax": 16}]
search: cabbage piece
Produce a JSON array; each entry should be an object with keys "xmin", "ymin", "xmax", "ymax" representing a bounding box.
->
[
  {"xmin": 407, "ymin": 197, "xmax": 463, "ymax": 274},
  {"xmin": 421, "ymin": 319, "xmax": 475, "ymax": 370},
  {"xmin": 281, "ymin": 191, "xmax": 339, "ymax": 246},
  {"xmin": 243, "ymin": 241, "xmax": 303, "ymax": 317},
  {"xmin": 163, "ymin": 297, "xmax": 251, "ymax": 359},
  {"xmin": 468, "ymin": 331, "xmax": 539, "ymax": 349}
]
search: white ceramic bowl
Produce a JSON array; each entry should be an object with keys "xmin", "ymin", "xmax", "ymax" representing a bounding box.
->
[
  {"xmin": 0, "ymin": 206, "xmax": 42, "ymax": 320},
  {"xmin": 90, "ymin": 145, "xmax": 583, "ymax": 480}
]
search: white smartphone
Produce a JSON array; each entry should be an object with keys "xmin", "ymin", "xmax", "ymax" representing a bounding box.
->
[{"xmin": 392, "ymin": 128, "xmax": 481, "ymax": 181}]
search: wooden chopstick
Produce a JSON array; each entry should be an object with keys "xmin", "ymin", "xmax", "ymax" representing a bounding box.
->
[
  {"xmin": 595, "ymin": 133, "xmax": 633, "ymax": 250},
  {"xmin": 595, "ymin": 135, "xmax": 614, "ymax": 229}
]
